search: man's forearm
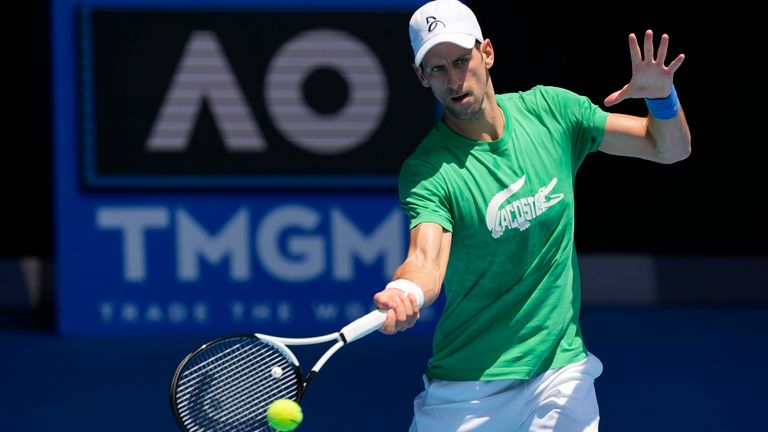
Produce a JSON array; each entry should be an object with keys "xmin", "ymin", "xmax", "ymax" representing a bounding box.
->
[
  {"xmin": 647, "ymin": 106, "xmax": 691, "ymax": 164},
  {"xmin": 391, "ymin": 259, "xmax": 443, "ymax": 307}
]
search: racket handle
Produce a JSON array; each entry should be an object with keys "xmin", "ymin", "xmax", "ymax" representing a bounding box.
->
[{"xmin": 340, "ymin": 309, "xmax": 387, "ymax": 343}]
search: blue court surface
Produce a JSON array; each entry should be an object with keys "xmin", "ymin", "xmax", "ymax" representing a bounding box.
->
[{"xmin": 1, "ymin": 305, "xmax": 766, "ymax": 431}]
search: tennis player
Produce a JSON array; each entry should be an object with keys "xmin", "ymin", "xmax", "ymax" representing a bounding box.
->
[{"xmin": 372, "ymin": 0, "xmax": 691, "ymax": 430}]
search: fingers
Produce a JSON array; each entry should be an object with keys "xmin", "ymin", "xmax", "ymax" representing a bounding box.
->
[
  {"xmin": 604, "ymin": 85, "xmax": 628, "ymax": 107},
  {"xmin": 617, "ymin": 30, "xmax": 685, "ymax": 103},
  {"xmin": 392, "ymin": 293, "xmax": 420, "ymax": 331},
  {"xmin": 401, "ymin": 293, "xmax": 421, "ymax": 329},
  {"xmin": 668, "ymin": 53, "xmax": 685, "ymax": 74},
  {"xmin": 393, "ymin": 293, "xmax": 410, "ymax": 323},
  {"xmin": 643, "ymin": 29, "xmax": 654, "ymax": 62},
  {"xmin": 657, "ymin": 34, "xmax": 669, "ymax": 65},
  {"xmin": 373, "ymin": 290, "xmax": 395, "ymax": 309},
  {"xmin": 407, "ymin": 293, "xmax": 421, "ymax": 318},
  {"xmin": 381, "ymin": 309, "xmax": 398, "ymax": 335},
  {"xmin": 628, "ymin": 33, "xmax": 642, "ymax": 66},
  {"xmin": 374, "ymin": 289, "xmax": 421, "ymax": 334},
  {"xmin": 657, "ymin": 34, "xmax": 686, "ymax": 74},
  {"xmin": 644, "ymin": 31, "xmax": 684, "ymax": 72}
]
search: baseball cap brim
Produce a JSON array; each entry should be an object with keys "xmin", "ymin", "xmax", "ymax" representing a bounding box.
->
[{"xmin": 414, "ymin": 33, "xmax": 477, "ymax": 66}]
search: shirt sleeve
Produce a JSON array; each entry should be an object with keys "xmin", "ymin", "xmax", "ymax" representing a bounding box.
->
[
  {"xmin": 539, "ymin": 86, "xmax": 609, "ymax": 168},
  {"xmin": 398, "ymin": 156, "xmax": 454, "ymax": 232}
]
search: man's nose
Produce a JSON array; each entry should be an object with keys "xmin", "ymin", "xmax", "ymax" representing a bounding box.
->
[{"xmin": 447, "ymin": 68, "xmax": 463, "ymax": 94}]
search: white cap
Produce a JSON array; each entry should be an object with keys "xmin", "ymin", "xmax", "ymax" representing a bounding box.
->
[{"xmin": 409, "ymin": 0, "xmax": 484, "ymax": 66}]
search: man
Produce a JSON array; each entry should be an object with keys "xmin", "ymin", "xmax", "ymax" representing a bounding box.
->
[{"xmin": 372, "ymin": 0, "xmax": 690, "ymax": 430}]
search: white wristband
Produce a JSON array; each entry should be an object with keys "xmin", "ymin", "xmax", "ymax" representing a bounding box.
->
[{"xmin": 385, "ymin": 279, "xmax": 424, "ymax": 308}]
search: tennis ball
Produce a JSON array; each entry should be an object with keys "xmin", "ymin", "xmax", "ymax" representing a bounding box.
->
[{"xmin": 266, "ymin": 398, "xmax": 303, "ymax": 431}]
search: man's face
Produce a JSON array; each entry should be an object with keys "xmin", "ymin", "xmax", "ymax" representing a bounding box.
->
[{"xmin": 417, "ymin": 41, "xmax": 489, "ymax": 121}]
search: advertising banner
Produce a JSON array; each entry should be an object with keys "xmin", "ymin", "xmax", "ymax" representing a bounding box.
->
[
  {"xmin": 80, "ymin": 6, "xmax": 434, "ymax": 189},
  {"xmin": 53, "ymin": 0, "xmax": 440, "ymax": 334}
]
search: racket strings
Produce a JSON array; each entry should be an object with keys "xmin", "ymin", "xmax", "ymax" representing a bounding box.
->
[
  {"xmin": 181, "ymin": 354, "xmax": 296, "ymax": 429},
  {"xmin": 179, "ymin": 353, "xmax": 282, "ymax": 426},
  {"xmin": 174, "ymin": 337, "xmax": 300, "ymax": 431},
  {"xmin": 177, "ymin": 343, "xmax": 269, "ymax": 397},
  {"xmin": 178, "ymin": 342, "xmax": 296, "ymax": 430},
  {"xmin": 177, "ymin": 344, "xmax": 283, "ymax": 402}
]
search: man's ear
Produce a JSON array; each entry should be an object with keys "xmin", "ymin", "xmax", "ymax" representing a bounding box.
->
[
  {"xmin": 481, "ymin": 39, "xmax": 494, "ymax": 69},
  {"xmin": 413, "ymin": 64, "xmax": 430, "ymax": 88}
]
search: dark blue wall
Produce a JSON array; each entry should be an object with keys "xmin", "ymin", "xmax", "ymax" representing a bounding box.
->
[{"xmin": 2, "ymin": 306, "xmax": 766, "ymax": 431}]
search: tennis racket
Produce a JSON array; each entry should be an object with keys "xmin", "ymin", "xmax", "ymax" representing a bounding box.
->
[{"xmin": 169, "ymin": 301, "xmax": 414, "ymax": 432}]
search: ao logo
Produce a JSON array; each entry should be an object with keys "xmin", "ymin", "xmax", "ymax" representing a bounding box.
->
[{"xmin": 147, "ymin": 28, "xmax": 388, "ymax": 155}]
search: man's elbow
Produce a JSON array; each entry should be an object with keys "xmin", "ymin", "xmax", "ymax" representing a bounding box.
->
[{"xmin": 656, "ymin": 139, "xmax": 692, "ymax": 164}]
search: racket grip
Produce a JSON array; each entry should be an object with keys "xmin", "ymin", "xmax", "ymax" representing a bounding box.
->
[{"xmin": 340, "ymin": 309, "xmax": 388, "ymax": 343}]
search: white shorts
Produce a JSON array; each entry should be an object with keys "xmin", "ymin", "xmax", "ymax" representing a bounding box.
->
[{"xmin": 409, "ymin": 353, "xmax": 603, "ymax": 432}]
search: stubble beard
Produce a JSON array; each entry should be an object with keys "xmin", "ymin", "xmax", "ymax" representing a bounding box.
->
[{"xmin": 444, "ymin": 92, "xmax": 485, "ymax": 121}]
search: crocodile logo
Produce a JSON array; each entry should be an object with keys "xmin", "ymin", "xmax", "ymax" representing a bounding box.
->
[{"xmin": 485, "ymin": 175, "xmax": 564, "ymax": 239}]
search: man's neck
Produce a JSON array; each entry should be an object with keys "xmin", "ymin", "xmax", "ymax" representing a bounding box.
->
[{"xmin": 443, "ymin": 95, "xmax": 505, "ymax": 142}]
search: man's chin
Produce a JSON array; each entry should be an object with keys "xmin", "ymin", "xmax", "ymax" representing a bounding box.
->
[{"xmin": 445, "ymin": 105, "xmax": 480, "ymax": 121}]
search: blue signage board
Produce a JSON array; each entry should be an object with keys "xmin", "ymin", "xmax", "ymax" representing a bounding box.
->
[
  {"xmin": 53, "ymin": 0, "xmax": 441, "ymax": 334},
  {"xmin": 57, "ymin": 193, "xmax": 448, "ymax": 335}
]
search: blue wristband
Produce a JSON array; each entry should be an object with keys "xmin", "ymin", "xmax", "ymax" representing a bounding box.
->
[{"xmin": 644, "ymin": 85, "xmax": 680, "ymax": 120}]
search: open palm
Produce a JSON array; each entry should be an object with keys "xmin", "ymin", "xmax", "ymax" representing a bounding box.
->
[{"xmin": 604, "ymin": 30, "xmax": 685, "ymax": 106}]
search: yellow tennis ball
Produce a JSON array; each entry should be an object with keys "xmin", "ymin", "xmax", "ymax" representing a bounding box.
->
[{"xmin": 266, "ymin": 398, "xmax": 303, "ymax": 431}]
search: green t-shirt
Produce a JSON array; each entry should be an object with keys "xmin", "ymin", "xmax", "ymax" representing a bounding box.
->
[{"xmin": 399, "ymin": 85, "xmax": 608, "ymax": 381}]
